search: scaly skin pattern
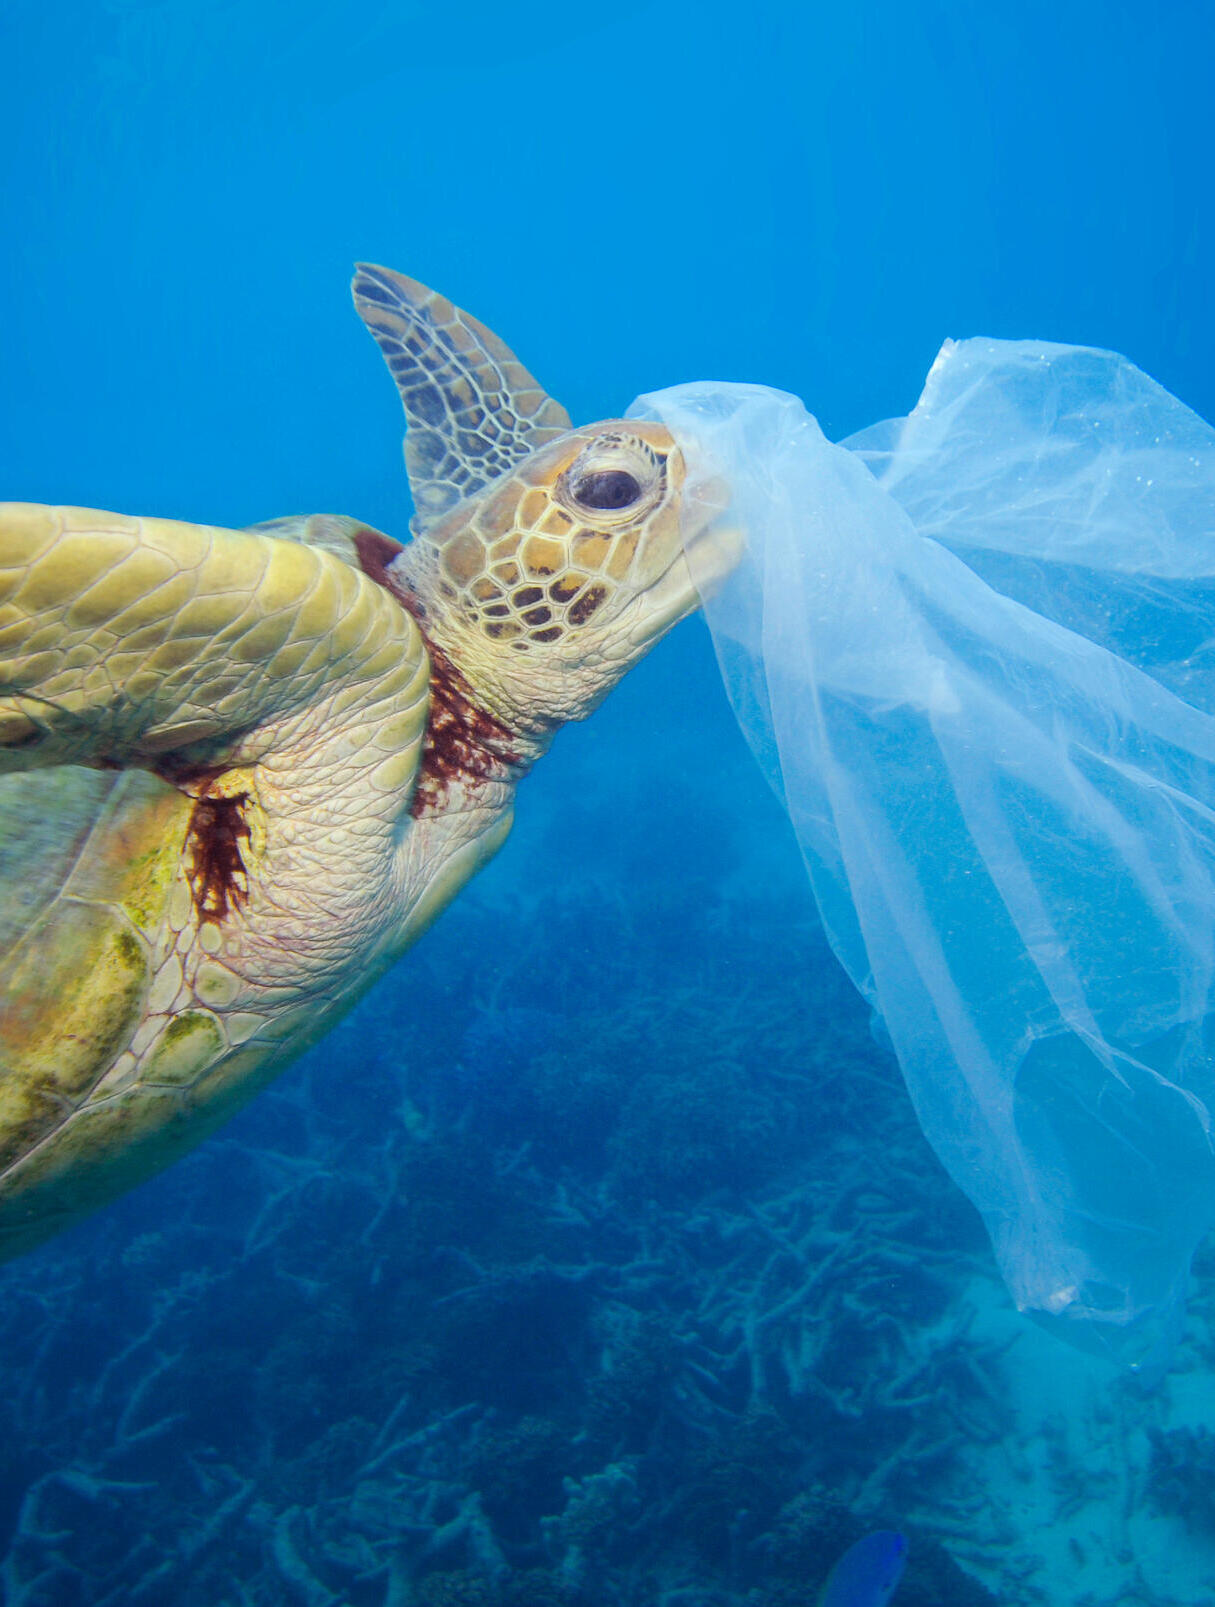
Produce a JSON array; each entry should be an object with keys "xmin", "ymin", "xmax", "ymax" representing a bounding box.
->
[
  {"xmin": 0, "ymin": 267, "xmax": 733, "ymax": 1260},
  {"xmin": 352, "ymin": 261, "xmax": 574, "ymax": 533},
  {"xmin": 0, "ymin": 505, "xmax": 472, "ymax": 1256}
]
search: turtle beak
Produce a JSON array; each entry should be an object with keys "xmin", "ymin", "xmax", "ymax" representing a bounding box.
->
[
  {"xmin": 683, "ymin": 508, "xmax": 746, "ymax": 604},
  {"xmin": 626, "ymin": 476, "xmax": 744, "ymax": 646},
  {"xmin": 626, "ymin": 527, "xmax": 744, "ymax": 647}
]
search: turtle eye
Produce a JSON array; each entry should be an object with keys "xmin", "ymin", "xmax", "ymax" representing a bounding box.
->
[
  {"xmin": 571, "ymin": 469, "xmax": 642, "ymax": 511},
  {"xmin": 559, "ymin": 433, "xmax": 663, "ymax": 522}
]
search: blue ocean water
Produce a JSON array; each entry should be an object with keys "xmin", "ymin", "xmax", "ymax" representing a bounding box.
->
[{"xmin": 3, "ymin": 2, "xmax": 1215, "ymax": 1603}]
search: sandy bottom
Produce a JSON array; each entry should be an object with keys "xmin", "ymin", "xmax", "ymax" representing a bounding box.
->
[{"xmin": 928, "ymin": 1278, "xmax": 1215, "ymax": 1607}]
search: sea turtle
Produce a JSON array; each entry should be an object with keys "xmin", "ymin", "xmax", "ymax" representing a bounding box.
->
[{"xmin": 0, "ymin": 265, "xmax": 734, "ymax": 1260}]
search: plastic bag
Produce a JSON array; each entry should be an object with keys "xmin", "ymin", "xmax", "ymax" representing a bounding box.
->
[{"xmin": 631, "ymin": 340, "xmax": 1215, "ymax": 1363}]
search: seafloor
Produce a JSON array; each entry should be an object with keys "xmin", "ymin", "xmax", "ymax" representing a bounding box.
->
[{"xmin": 1, "ymin": 760, "xmax": 1213, "ymax": 1607}]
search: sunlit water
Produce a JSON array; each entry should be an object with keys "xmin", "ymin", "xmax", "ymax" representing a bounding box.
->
[{"xmin": 3, "ymin": 3, "xmax": 1215, "ymax": 1602}]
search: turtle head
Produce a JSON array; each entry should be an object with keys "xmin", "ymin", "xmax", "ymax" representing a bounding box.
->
[
  {"xmin": 352, "ymin": 264, "xmax": 736, "ymax": 746},
  {"xmin": 388, "ymin": 417, "xmax": 731, "ymax": 735}
]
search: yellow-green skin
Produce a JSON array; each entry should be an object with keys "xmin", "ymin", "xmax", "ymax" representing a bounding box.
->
[
  {"xmin": 0, "ymin": 506, "xmax": 443, "ymax": 1254},
  {"xmin": 0, "ymin": 267, "xmax": 733, "ymax": 1260}
]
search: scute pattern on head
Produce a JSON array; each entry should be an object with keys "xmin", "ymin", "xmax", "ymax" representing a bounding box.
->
[
  {"xmin": 422, "ymin": 424, "xmax": 675, "ymax": 651},
  {"xmin": 379, "ymin": 413, "xmax": 704, "ymax": 739},
  {"xmin": 352, "ymin": 264, "xmax": 573, "ymax": 534}
]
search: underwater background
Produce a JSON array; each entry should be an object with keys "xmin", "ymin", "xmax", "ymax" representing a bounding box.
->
[{"xmin": 3, "ymin": 1, "xmax": 1215, "ymax": 1602}]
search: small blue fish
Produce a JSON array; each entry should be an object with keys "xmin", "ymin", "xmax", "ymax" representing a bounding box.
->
[{"xmin": 817, "ymin": 1530, "xmax": 909, "ymax": 1607}]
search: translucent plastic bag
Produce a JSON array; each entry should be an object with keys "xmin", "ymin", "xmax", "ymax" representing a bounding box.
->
[{"xmin": 631, "ymin": 341, "xmax": 1215, "ymax": 1363}]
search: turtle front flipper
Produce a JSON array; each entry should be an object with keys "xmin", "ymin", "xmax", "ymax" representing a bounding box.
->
[
  {"xmin": 352, "ymin": 264, "xmax": 573, "ymax": 533},
  {"xmin": 0, "ymin": 502, "xmax": 436, "ymax": 1257},
  {"xmin": 0, "ymin": 502, "xmax": 423, "ymax": 776},
  {"xmin": 243, "ymin": 511, "xmax": 405, "ymax": 571}
]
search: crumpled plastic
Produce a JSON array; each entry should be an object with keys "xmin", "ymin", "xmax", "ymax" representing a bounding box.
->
[{"xmin": 631, "ymin": 340, "xmax": 1215, "ymax": 1364}]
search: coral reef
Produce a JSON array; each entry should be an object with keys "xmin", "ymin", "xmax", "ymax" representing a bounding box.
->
[
  {"xmin": 0, "ymin": 855, "xmax": 1017, "ymax": 1605},
  {"xmin": 1148, "ymin": 1426, "xmax": 1215, "ymax": 1532}
]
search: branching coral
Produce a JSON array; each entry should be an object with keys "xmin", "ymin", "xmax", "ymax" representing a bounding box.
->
[
  {"xmin": 1147, "ymin": 1426, "xmax": 1215, "ymax": 1532},
  {"xmin": 0, "ymin": 869, "xmax": 1035, "ymax": 1606}
]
